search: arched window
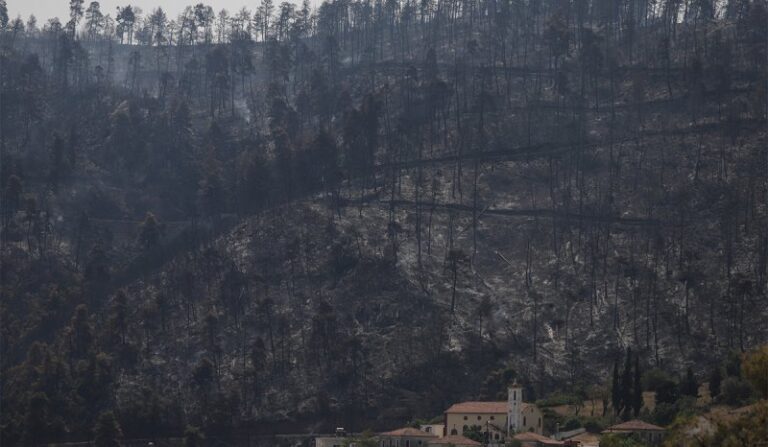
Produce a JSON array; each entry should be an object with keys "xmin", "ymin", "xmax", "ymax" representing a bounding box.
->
[
  {"xmin": 490, "ymin": 416, "xmax": 495, "ymax": 420},
  {"xmin": 513, "ymin": 391, "xmax": 517, "ymax": 400},
  {"xmin": 463, "ymin": 416, "xmax": 468, "ymax": 421},
  {"xmin": 477, "ymin": 416, "xmax": 482, "ymax": 420},
  {"xmin": 450, "ymin": 429, "xmax": 458, "ymax": 436},
  {"xmin": 523, "ymin": 417, "xmax": 527, "ymax": 426}
]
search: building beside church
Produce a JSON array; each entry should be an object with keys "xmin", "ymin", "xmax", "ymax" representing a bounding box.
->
[
  {"xmin": 602, "ymin": 420, "xmax": 666, "ymax": 446},
  {"xmin": 379, "ymin": 427, "xmax": 437, "ymax": 447},
  {"xmin": 443, "ymin": 383, "xmax": 543, "ymax": 442}
]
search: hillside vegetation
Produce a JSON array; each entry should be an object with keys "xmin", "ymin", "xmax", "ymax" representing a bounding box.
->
[{"xmin": 0, "ymin": 0, "xmax": 767, "ymax": 443}]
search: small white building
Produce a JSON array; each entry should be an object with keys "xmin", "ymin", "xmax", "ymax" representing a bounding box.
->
[
  {"xmin": 419, "ymin": 424, "xmax": 445, "ymax": 437},
  {"xmin": 315, "ymin": 428, "xmax": 355, "ymax": 447},
  {"xmin": 314, "ymin": 436, "xmax": 348, "ymax": 447}
]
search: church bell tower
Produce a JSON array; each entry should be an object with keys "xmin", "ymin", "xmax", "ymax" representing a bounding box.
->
[{"xmin": 507, "ymin": 381, "xmax": 523, "ymax": 435}]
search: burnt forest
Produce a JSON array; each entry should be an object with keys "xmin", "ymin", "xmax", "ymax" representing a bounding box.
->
[{"xmin": 0, "ymin": 0, "xmax": 767, "ymax": 445}]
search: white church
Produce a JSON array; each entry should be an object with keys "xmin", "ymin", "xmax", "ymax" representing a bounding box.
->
[{"xmin": 443, "ymin": 383, "xmax": 544, "ymax": 442}]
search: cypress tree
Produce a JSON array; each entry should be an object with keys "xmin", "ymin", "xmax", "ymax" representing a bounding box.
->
[
  {"xmin": 611, "ymin": 360, "xmax": 621, "ymax": 416},
  {"xmin": 632, "ymin": 357, "xmax": 643, "ymax": 416},
  {"xmin": 621, "ymin": 348, "xmax": 633, "ymax": 420},
  {"xmin": 681, "ymin": 367, "xmax": 699, "ymax": 397},
  {"xmin": 709, "ymin": 367, "xmax": 722, "ymax": 399}
]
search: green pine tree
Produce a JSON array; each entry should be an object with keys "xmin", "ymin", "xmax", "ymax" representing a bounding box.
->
[
  {"xmin": 93, "ymin": 411, "xmax": 122, "ymax": 447},
  {"xmin": 632, "ymin": 357, "xmax": 643, "ymax": 416},
  {"xmin": 620, "ymin": 348, "xmax": 633, "ymax": 420},
  {"xmin": 611, "ymin": 360, "xmax": 621, "ymax": 416}
]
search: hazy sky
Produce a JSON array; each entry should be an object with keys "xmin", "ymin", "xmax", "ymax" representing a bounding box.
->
[{"xmin": 10, "ymin": 0, "xmax": 312, "ymax": 24}]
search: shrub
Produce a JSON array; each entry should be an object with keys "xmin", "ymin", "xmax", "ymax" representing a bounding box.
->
[
  {"xmin": 541, "ymin": 408, "xmax": 565, "ymax": 435},
  {"xmin": 583, "ymin": 418, "xmax": 605, "ymax": 433},
  {"xmin": 720, "ymin": 377, "xmax": 754, "ymax": 406},
  {"xmin": 655, "ymin": 377, "xmax": 680, "ymax": 405},
  {"xmin": 742, "ymin": 344, "xmax": 768, "ymax": 399},
  {"xmin": 599, "ymin": 433, "xmax": 647, "ymax": 447},
  {"xmin": 676, "ymin": 396, "xmax": 698, "ymax": 417},
  {"xmin": 563, "ymin": 417, "xmax": 581, "ymax": 431},
  {"xmin": 650, "ymin": 402, "xmax": 678, "ymax": 426},
  {"xmin": 463, "ymin": 425, "xmax": 484, "ymax": 442}
]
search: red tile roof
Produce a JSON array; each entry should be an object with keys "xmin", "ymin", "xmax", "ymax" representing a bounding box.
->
[
  {"xmin": 380, "ymin": 427, "xmax": 438, "ymax": 438},
  {"xmin": 513, "ymin": 432, "xmax": 564, "ymax": 445},
  {"xmin": 445, "ymin": 401, "xmax": 536, "ymax": 414},
  {"xmin": 446, "ymin": 401, "xmax": 508, "ymax": 413},
  {"xmin": 428, "ymin": 435, "xmax": 482, "ymax": 446},
  {"xmin": 603, "ymin": 420, "xmax": 665, "ymax": 432}
]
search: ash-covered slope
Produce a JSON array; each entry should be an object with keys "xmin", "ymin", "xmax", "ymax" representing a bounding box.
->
[
  {"xmin": 111, "ymin": 202, "xmax": 472, "ymax": 434},
  {"xmin": 114, "ymin": 114, "xmax": 768, "ymax": 431}
]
